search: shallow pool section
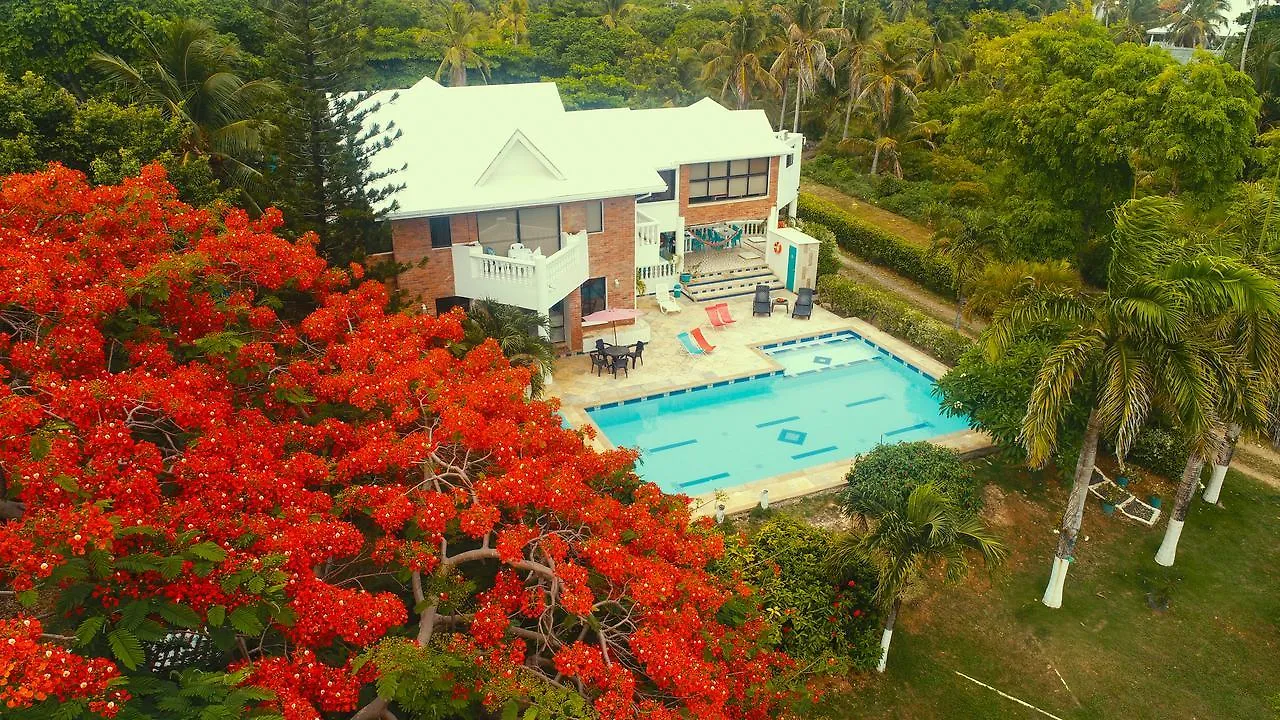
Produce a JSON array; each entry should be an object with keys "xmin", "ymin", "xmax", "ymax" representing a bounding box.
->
[{"xmin": 586, "ymin": 331, "xmax": 966, "ymax": 494}]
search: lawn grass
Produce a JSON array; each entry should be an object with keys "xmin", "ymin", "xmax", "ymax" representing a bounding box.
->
[{"xmin": 808, "ymin": 457, "xmax": 1280, "ymax": 719}]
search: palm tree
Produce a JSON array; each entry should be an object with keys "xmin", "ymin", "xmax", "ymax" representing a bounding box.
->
[
  {"xmin": 770, "ymin": 0, "xmax": 848, "ymax": 132},
  {"xmin": 90, "ymin": 18, "xmax": 281, "ymax": 188},
  {"xmin": 436, "ymin": 3, "xmax": 491, "ymax": 87},
  {"xmin": 1170, "ymin": 0, "xmax": 1231, "ymax": 48},
  {"xmin": 831, "ymin": 2, "xmax": 880, "ymax": 141},
  {"xmin": 916, "ymin": 16, "xmax": 963, "ymax": 90},
  {"xmin": 929, "ymin": 210, "xmax": 1004, "ymax": 328},
  {"xmin": 600, "ymin": 0, "xmax": 637, "ymax": 29},
  {"xmin": 842, "ymin": 117, "xmax": 938, "ymax": 178},
  {"xmin": 983, "ymin": 196, "xmax": 1280, "ymax": 608},
  {"xmin": 495, "ymin": 0, "xmax": 529, "ymax": 45},
  {"xmin": 461, "ymin": 300, "xmax": 557, "ymax": 397},
  {"xmin": 855, "ymin": 38, "xmax": 921, "ymax": 171},
  {"xmin": 830, "ymin": 484, "xmax": 1006, "ymax": 672},
  {"xmin": 963, "ymin": 259, "xmax": 1083, "ymax": 320},
  {"xmin": 699, "ymin": 0, "xmax": 782, "ymax": 110}
]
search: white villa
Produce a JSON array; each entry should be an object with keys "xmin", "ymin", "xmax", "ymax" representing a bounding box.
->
[
  {"xmin": 1144, "ymin": 0, "xmax": 1256, "ymax": 59},
  {"xmin": 359, "ymin": 77, "xmax": 820, "ymax": 351}
]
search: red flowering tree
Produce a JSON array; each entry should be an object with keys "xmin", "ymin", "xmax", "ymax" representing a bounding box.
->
[{"xmin": 0, "ymin": 165, "xmax": 793, "ymax": 720}]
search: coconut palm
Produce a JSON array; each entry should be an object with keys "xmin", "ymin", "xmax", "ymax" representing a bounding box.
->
[
  {"xmin": 770, "ymin": 0, "xmax": 848, "ymax": 132},
  {"xmin": 90, "ymin": 18, "xmax": 281, "ymax": 188},
  {"xmin": 600, "ymin": 0, "xmax": 637, "ymax": 29},
  {"xmin": 461, "ymin": 300, "xmax": 557, "ymax": 397},
  {"xmin": 831, "ymin": 2, "xmax": 880, "ymax": 140},
  {"xmin": 829, "ymin": 484, "xmax": 1006, "ymax": 673},
  {"xmin": 495, "ymin": 0, "xmax": 529, "ymax": 45},
  {"xmin": 983, "ymin": 195, "xmax": 1280, "ymax": 608},
  {"xmin": 699, "ymin": 0, "xmax": 782, "ymax": 110},
  {"xmin": 855, "ymin": 38, "xmax": 921, "ymax": 167},
  {"xmin": 929, "ymin": 210, "xmax": 1004, "ymax": 328},
  {"xmin": 1170, "ymin": 0, "xmax": 1231, "ymax": 48},
  {"xmin": 436, "ymin": 3, "xmax": 491, "ymax": 87},
  {"xmin": 916, "ymin": 16, "xmax": 964, "ymax": 90},
  {"xmin": 963, "ymin": 259, "xmax": 1083, "ymax": 321},
  {"xmin": 842, "ymin": 116, "xmax": 938, "ymax": 178}
]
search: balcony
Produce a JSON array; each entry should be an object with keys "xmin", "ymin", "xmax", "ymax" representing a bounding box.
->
[
  {"xmin": 451, "ymin": 230, "xmax": 590, "ymax": 312},
  {"xmin": 635, "ymin": 209, "xmax": 676, "ymax": 284}
]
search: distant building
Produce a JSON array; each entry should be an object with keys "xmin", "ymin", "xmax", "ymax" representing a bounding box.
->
[
  {"xmin": 357, "ymin": 78, "xmax": 818, "ymax": 351},
  {"xmin": 1144, "ymin": 0, "xmax": 1256, "ymax": 61}
]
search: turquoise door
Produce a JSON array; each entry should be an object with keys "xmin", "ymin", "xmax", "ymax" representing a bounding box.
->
[{"xmin": 786, "ymin": 245, "xmax": 797, "ymax": 290}]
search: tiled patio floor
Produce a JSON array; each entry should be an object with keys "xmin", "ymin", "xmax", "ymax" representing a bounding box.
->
[{"xmin": 550, "ymin": 292, "xmax": 993, "ymax": 515}]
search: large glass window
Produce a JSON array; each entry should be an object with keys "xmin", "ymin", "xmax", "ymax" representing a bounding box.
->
[
  {"xmin": 581, "ymin": 277, "xmax": 606, "ymax": 316},
  {"xmin": 639, "ymin": 169, "xmax": 676, "ymax": 203},
  {"xmin": 688, "ymin": 157, "xmax": 770, "ymax": 204},
  {"xmin": 477, "ymin": 206, "xmax": 561, "ymax": 256}
]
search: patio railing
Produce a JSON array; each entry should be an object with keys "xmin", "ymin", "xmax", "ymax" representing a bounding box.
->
[
  {"xmin": 451, "ymin": 230, "xmax": 589, "ymax": 312},
  {"xmin": 636, "ymin": 209, "xmax": 661, "ymax": 248}
]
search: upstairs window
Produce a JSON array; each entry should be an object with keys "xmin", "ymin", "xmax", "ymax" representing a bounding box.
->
[
  {"xmin": 429, "ymin": 217, "xmax": 452, "ymax": 248},
  {"xmin": 587, "ymin": 201, "xmax": 604, "ymax": 233},
  {"xmin": 688, "ymin": 158, "xmax": 769, "ymax": 204},
  {"xmin": 639, "ymin": 169, "xmax": 677, "ymax": 203}
]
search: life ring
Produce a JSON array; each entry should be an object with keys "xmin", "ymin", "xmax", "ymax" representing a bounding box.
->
[{"xmin": 772, "ymin": 241, "xmax": 783, "ymax": 254}]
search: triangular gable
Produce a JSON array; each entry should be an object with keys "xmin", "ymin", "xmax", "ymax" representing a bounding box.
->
[{"xmin": 475, "ymin": 129, "xmax": 565, "ymax": 186}]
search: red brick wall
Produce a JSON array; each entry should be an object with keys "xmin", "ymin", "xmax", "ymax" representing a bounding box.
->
[
  {"xmin": 390, "ymin": 214, "xmax": 480, "ymax": 306},
  {"xmin": 678, "ymin": 156, "xmax": 780, "ymax": 226}
]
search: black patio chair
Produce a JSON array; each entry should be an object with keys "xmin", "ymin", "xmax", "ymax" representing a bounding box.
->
[
  {"xmin": 752, "ymin": 284, "xmax": 772, "ymax": 316},
  {"xmin": 595, "ymin": 338, "xmax": 609, "ymax": 354},
  {"xmin": 792, "ymin": 287, "xmax": 814, "ymax": 319},
  {"xmin": 589, "ymin": 351, "xmax": 608, "ymax": 376},
  {"xmin": 629, "ymin": 340, "xmax": 645, "ymax": 368},
  {"xmin": 610, "ymin": 354, "xmax": 630, "ymax": 378}
]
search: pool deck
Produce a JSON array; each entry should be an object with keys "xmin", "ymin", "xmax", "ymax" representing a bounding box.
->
[{"xmin": 551, "ymin": 291, "xmax": 992, "ymax": 516}]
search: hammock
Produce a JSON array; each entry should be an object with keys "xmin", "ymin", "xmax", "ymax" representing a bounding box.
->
[{"xmin": 686, "ymin": 223, "xmax": 742, "ymax": 250}]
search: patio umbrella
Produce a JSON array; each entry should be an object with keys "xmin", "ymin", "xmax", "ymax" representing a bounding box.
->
[{"xmin": 582, "ymin": 307, "xmax": 644, "ymax": 344}]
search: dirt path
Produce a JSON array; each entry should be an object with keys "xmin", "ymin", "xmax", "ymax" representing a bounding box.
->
[
  {"xmin": 802, "ymin": 180, "xmax": 935, "ymax": 247},
  {"xmin": 1231, "ymin": 442, "xmax": 1280, "ymax": 490}
]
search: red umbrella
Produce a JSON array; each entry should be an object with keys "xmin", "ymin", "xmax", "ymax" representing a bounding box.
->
[{"xmin": 582, "ymin": 307, "xmax": 644, "ymax": 344}]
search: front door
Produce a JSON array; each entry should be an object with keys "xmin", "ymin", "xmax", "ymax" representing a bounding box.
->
[
  {"xmin": 786, "ymin": 245, "xmax": 797, "ymax": 290},
  {"xmin": 581, "ymin": 277, "xmax": 607, "ymax": 316}
]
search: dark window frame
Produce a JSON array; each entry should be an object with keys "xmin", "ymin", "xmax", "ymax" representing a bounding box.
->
[
  {"xmin": 586, "ymin": 201, "xmax": 604, "ymax": 233},
  {"xmin": 581, "ymin": 277, "xmax": 607, "ymax": 316},
  {"xmin": 687, "ymin": 158, "xmax": 770, "ymax": 204},
  {"xmin": 429, "ymin": 216, "xmax": 452, "ymax": 248},
  {"xmin": 435, "ymin": 296, "xmax": 471, "ymax": 315},
  {"xmin": 638, "ymin": 169, "xmax": 677, "ymax": 203}
]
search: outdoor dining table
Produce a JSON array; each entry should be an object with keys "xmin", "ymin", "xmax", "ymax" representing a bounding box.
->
[{"xmin": 601, "ymin": 345, "xmax": 632, "ymax": 360}]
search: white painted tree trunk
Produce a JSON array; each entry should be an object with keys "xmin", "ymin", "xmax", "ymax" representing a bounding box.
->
[
  {"xmin": 792, "ymin": 77, "xmax": 802, "ymax": 133},
  {"xmin": 1155, "ymin": 454, "xmax": 1206, "ymax": 566},
  {"xmin": 778, "ymin": 80, "xmax": 789, "ymax": 129},
  {"xmin": 1241, "ymin": 1, "xmax": 1261, "ymax": 72},
  {"xmin": 1042, "ymin": 407, "xmax": 1101, "ymax": 609},
  {"xmin": 876, "ymin": 598, "xmax": 901, "ymax": 673},
  {"xmin": 1202, "ymin": 423, "xmax": 1240, "ymax": 504}
]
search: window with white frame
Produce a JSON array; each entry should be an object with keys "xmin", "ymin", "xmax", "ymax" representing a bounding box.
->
[
  {"xmin": 587, "ymin": 201, "xmax": 604, "ymax": 233},
  {"xmin": 687, "ymin": 158, "xmax": 769, "ymax": 204}
]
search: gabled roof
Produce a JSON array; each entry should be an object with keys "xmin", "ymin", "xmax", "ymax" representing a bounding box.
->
[{"xmin": 357, "ymin": 79, "xmax": 796, "ymax": 220}]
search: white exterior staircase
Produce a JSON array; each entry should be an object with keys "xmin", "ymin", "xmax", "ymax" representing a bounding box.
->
[{"xmin": 681, "ymin": 261, "xmax": 784, "ymax": 302}]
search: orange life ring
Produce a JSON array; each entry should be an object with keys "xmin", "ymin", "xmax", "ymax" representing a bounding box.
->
[{"xmin": 772, "ymin": 241, "xmax": 782, "ymax": 254}]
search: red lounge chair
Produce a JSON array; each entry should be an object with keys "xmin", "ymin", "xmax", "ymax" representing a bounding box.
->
[
  {"xmin": 691, "ymin": 327, "xmax": 717, "ymax": 354},
  {"xmin": 705, "ymin": 304, "xmax": 730, "ymax": 329},
  {"xmin": 713, "ymin": 303, "xmax": 736, "ymax": 325}
]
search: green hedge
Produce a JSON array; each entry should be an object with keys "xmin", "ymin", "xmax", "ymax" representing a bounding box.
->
[
  {"xmin": 798, "ymin": 192, "xmax": 956, "ymax": 299},
  {"xmin": 817, "ymin": 275, "xmax": 972, "ymax": 366},
  {"xmin": 795, "ymin": 219, "xmax": 841, "ymax": 278}
]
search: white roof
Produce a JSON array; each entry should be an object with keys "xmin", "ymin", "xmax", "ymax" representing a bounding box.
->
[{"xmin": 358, "ymin": 78, "xmax": 793, "ymax": 220}]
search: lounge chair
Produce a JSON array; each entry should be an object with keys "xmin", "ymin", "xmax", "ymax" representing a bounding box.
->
[
  {"xmin": 792, "ymin": 288, "xmax": 814, "ymax": 319},
  {"xmin": 691, "ymin": 327, "xmax": 717, "ymax": 354},
  {"xmin": 705, "ymin": 304, "xmax": 730, "ymax": 329},
  {"xmin": 713, "ymin": 303, "xmax": 736, "ymax": 325},
  {"xmin": 676, "ymin": 331, "xmax": 704, "ymax": 356},
  {"xmin": 653, "ymin": 280, "xmax": 682, "ymax": 314},
  {"xmin": 753, "ymin": 285, "xmax": 772, "ymax": 316}
]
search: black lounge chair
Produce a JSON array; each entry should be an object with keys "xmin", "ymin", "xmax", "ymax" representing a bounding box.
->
[
  {"xmin": 753, "ymin": 284, "xmax": 772, "ymax": 316},
  {"xmin": 792, "ymin": 287, "xmax": 814, "ymax": 319}
]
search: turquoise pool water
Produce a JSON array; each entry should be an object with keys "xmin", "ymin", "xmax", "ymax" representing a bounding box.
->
[{"xmin": 585, "ymin": 331, "xmax": 966, "ymax": 494}]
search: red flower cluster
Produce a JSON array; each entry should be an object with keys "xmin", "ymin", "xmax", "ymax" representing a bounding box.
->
[
  {"xmin": 0, "ymin": 165, "xmax": 791, "ymax": 719},
  {"xmin": 0, "ymin": 616, "xmax": 128, "ymax": 715}
]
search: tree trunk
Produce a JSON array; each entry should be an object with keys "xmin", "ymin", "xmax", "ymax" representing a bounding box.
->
[
  {"xmin": 1202, "ymin": 422, "xmax": 1240, "ymax": 504},
  {"xmin": 954, "ymin": 295, "xmax": 964, "ymax": 330},
  {"xmin": 1043, "ymin": 407, "xmax": 1102, "ymax": 609},
  {"xmin": 1155, "ymin": 454, "xmax": 1206, "ymax": 566},
  {"xmin": 870, "ymin": 144, "xmax": 881, "ymax": 175},
  {"xmin": 876, "ymin": 597, "xmax": 901, "ymax": 673},
  {"xmin": 778, "ymin": 79, "xmax": 789, "ymax": 129},
  {"xmin": 842, "ymin": 92, "xmax": 854, "ymax": 141},
  {"xmin": 1241, "ymin": 1, "xmax": 1260, "ymax": 72},
  {"xmin": 792, "ymin": 76, "xmax": 802, "ymax": 133}
]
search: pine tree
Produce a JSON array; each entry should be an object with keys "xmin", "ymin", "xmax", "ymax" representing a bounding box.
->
[{"xmin": 263, "ymin": 0, "xmax": 403, "ymax": 266}]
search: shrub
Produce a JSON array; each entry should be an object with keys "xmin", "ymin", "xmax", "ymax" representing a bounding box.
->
[
  {"xmin": 842, "ymin": 442, "xmax": 983, "ymax": 517},
  {"xmin": 948, "ymin": 181, "xmax": 990, "ymax": 206},
  {"xmin": 1126, "ymin": 427, "xmax": 1190, "ymax": 480},
  {"xmin": 799, "ymin": 193, "xmax": 956, "ymax": 298},
  {"xmin": 717, "ymin": 516, "xmax": 882, "ymax": 670},
  {"xmin": 797, "ymin": 219, "xmax": 841, "ymax": 278},
  {"xmin": 816, "ymin": 275, "xmax": 972, "ymax": 365}
]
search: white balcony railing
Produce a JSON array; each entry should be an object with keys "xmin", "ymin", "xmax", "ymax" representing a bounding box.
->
[
  {"xmin": 636, "ymin": 209, "xmax": 661, "ymax": 248},
  {"xmin": 451, "ymin": 231, "xmax": 589, "ymax": 312},
  {"xmin": 637, "ymin": 261, "xmax": 676, "ymax": 284}
]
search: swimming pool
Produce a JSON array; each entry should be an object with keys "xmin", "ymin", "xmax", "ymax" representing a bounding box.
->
[{"xmin": 585, "ymin": 330, "xmax": 967, "ymax": 494}]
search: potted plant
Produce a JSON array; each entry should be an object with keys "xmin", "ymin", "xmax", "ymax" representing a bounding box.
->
[{"xmin": 1099, "ymin": 484, "xmax": 1126, "ymax": 516}]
